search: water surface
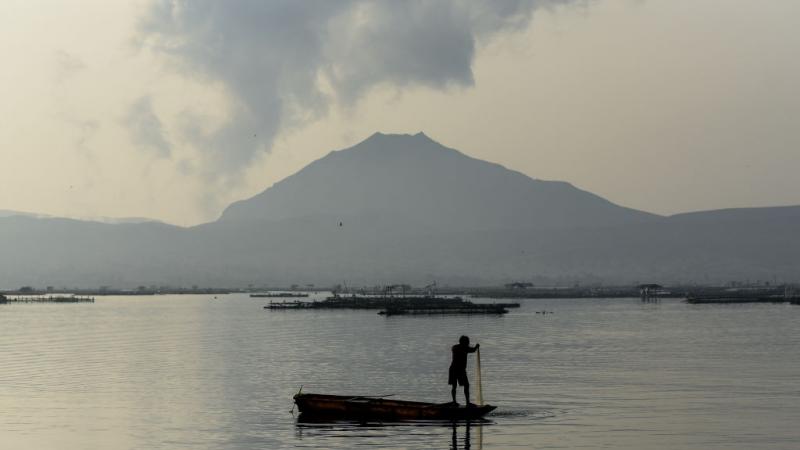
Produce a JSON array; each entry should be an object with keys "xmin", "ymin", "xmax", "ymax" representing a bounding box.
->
[{"xmin": 1, "ymin": 294, "xmax": 799, "ymax": 449}]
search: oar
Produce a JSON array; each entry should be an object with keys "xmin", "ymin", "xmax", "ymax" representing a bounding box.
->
[
  {"xmin": 290, "ymin": 385, "xmax": 303, "ymax": 415},
  {"xmin": 476, "ymin": 346, "xmax": 483, "ymax": 406}
]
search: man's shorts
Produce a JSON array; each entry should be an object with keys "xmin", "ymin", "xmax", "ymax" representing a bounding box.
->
[{"xmin": 448, "ymin": 366, "xmax": 469, "ymax": 386}]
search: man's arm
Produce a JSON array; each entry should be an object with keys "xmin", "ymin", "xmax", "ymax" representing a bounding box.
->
[{"xmin": 468, "ymin": 343, "xmax": 480, "ymax": 353}]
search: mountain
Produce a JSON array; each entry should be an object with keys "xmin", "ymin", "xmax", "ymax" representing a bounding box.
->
[
  {"xmin": 0, "ymin": 209, "xmax": 158, "ymax": 224},
  {"xmin": 1, "ymin": 133, "xmax": 798, "ymax": 288},
  {"xmin": 220, "ymin": 132, "xmax": 658, "ymax": 229},
  {"xmin": 0, "ymin": 209, "xmax": 52, "ymax": 219}
]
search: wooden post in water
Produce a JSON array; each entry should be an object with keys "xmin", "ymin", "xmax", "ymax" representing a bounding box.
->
[{"xmin": 475, "ymin": 347, "xmax": 483, "ymax": 406}]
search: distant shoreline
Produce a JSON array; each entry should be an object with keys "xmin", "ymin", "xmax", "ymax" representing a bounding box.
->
[{"xmin": 2, "ymin": 283, "xmax": 796, "ymax": 301}]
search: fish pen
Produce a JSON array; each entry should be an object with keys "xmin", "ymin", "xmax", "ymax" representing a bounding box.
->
[
  {"xmin": 263, "ymin": 295, "xmax": 519, "ymax": 312},
  {"xmin": 0, "ymin": 295, "xmax": 95, "ymax": 304},
  {"xmin": 378, "ymin": 305, "xmax": 509, "ymax": 316}
]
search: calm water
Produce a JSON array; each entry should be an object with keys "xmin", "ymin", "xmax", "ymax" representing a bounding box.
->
[{"xmin": 1, "ymin": 293, "xmax": 799, "ymax": 449}]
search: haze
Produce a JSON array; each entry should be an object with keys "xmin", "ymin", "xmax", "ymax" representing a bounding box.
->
[{"xmin": 1, "ymin": 0, "xmax": 798, "ymax": 226}]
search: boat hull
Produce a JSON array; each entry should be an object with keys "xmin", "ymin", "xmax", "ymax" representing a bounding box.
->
[{"xmin": 294, "ymin": 393, "xmax": 496, "ymax": 421}]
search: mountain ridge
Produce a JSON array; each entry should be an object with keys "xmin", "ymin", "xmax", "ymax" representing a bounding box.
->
[{"xmin": 1, "ymin": 132, "xmax": 798, "ymax": 288}]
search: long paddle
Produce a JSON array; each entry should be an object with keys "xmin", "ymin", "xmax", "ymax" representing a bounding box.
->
[{"xmin": 475, "ymin": 346, "xmax": 483, "ymax": 406}]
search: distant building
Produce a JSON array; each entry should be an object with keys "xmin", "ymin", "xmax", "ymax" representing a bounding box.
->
[{"xmin": 638, "ymin": 283, "xmax": 663, "ymax": 301}]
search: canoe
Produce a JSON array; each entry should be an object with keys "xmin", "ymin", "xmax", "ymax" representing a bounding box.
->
[{"xmin": 293, "ymin": 393, "xmax": 496, "ymax": 420}]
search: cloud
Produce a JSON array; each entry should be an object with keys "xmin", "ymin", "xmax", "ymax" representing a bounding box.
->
[
  {"xmin": 124, "ymin": 96, "xmax": 171, "ymax": 157},
  {"xmin": 53, "ymin": 50, "xmax": 87, "ymax": 82},
  {"xmin": 323, "ymin": 1, "xmax": 555, "ymax": 103},
  {"xmin": 138, "ymin": 1, "xmax": 567, "ymax": 176},
  {"xmin": 70, "ymin": 119, "xmax": 99, "ymax": 154}
]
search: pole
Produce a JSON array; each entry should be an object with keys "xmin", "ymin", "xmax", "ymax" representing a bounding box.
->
[{"xmin": 475, "ymin": 347, "xmax": 483, "ymax": 406}]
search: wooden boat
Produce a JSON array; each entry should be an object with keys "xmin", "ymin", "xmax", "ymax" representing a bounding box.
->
[{"xmin": 293, "ymin": 393, "xmax": 496, "ymax": 420}]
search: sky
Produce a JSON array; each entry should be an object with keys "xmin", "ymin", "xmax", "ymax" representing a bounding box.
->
[{"xmin": 1, "ymin": 0, "xmax": 798, "ymax": 226}]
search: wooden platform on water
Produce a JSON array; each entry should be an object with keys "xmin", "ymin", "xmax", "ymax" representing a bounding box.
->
[
  {"xmin": 378, "ymin": 305, "xmax": 508, "ymax": 315},
  {"xmin": 686, "ymin": 295, "xmax": 799, "ymax": 304},
  {"xmin": 264, "ymin": 300, "xmax": 310, "ymax": 309},
  {"xmin": 0, "ymin": 295, "xmax": 94, "ymax": 304},
  {"xmin": 264, "ymin": 295, "xmax": 519, "ymax": 313},
  {"xmin": 250, "ymin": 292, "xmax": 309, "ymax": 298}
]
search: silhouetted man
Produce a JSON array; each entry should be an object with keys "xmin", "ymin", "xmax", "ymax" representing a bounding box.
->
[{"xmin": 449, "ymin": 335, "xmax": 479, "ymax": 406}]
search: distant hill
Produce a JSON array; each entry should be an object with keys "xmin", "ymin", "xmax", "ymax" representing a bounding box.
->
[
  {"xmin": 1, "ymin": 133, "xmax": 798, "ymax": 288},
  {"xmin": 668, "ymin": 205, "xmax": 800, "ymax": 225},
  {"xmin": 0, "ymin": 209, "xmax": 158, "ymax": 224},
  {"xmin": 0, "ymin": 209, "xmax": 52, "ymax": 219}
]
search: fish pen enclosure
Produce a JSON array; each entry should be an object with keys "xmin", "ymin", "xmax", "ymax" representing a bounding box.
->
[{"xmin": 0, "ymin": 295, "xmax": 94, "ymax": 304}]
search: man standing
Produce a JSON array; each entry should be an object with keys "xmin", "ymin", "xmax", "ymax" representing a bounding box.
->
[{"xmin": 449, "ymin": 335, "xmax": 479, "ymax": 406}]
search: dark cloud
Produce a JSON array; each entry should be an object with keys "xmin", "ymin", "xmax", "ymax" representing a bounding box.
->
[
  {"xmin": 139, "ymin": 1, "xmax": 566, "ymax": 175},
  {"xmin": 124, "ymin": 96, "xmax": 171, "ymax": 157}
]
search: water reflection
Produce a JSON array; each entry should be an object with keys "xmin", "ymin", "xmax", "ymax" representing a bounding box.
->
[
  {"xmin": 294, "ymin": 417, "xmax": 489, "ymax": 450},
  {"xmin": 451, "ymin": 421, "xmax": 484, "ymax": 450}
]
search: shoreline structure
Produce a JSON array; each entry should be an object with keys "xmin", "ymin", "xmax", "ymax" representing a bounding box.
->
[{"xmin": 2, "ymin": 283, "xmax": 798, "ymax": 305}]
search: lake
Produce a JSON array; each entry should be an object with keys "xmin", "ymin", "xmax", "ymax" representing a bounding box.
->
[{"xmin": 1, "ymin": 293, "xmax": 799, "ymax": 449}]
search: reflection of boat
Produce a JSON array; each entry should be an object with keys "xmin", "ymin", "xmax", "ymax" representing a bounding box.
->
[{"xmin": 294, "ymin": 393, "xmax": 496, "ymax": 420}]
